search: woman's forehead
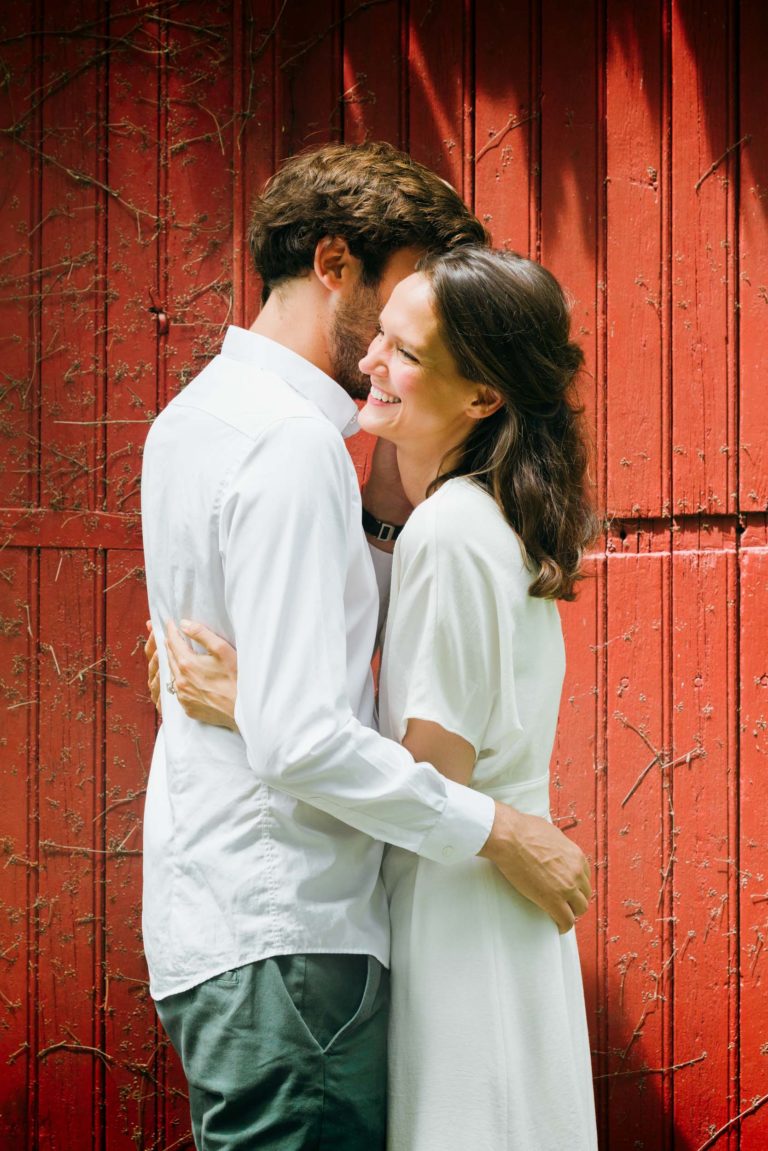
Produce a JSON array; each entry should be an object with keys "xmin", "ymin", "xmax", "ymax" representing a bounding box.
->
[{"xmin": 382, "ymin": 272, "xmax": 435, "ymax": 331}]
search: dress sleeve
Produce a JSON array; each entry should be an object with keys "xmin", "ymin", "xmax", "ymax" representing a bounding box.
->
[{"xmin": 388, "ymin": 495, "xmax": 522, "ymax": 757}]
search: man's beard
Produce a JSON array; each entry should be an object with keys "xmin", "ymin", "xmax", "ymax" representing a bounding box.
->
[{"xmin": 329, "ymin": 280, "xmax": 381, "ymax": 401}]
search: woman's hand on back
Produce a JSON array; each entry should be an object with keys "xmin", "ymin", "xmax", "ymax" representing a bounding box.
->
[
  {"xmin": 144, "ymin": 619, "xmax": 239, "ymax": 731},
  {"xmin": 165, "ymin": 619, "xmax": 239, "ymax": 731}
]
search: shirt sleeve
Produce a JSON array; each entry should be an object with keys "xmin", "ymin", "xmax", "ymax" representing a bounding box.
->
[
  {"xmin": 221, "ymin": 417, "xmax": 494, "ymax": 863},
  {"xmin": 387, "ymin": 494, "xmax": 523, "ymax": 757}
]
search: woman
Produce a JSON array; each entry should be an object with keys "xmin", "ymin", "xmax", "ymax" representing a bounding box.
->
[{"xmin": 148, "ymin": 247, "xmax": 599, "ymax": 1150}]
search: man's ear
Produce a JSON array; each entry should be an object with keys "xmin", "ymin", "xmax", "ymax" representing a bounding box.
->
[
  {"xmin": 467, "ymin": 384, "xmax": 504, "ymax": 421},
  {"xmin": 313, "ymin": 236, "xmax": 362, "ymax": 293}
]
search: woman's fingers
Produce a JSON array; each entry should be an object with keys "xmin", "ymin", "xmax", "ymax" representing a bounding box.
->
[
  {"xmin": 160, "ymin": 619, "xmax": 238, "ymax": 731},
  {"xmin": 179, "ymin": 618, "xmax": 222, "ymax": 655},
  {"xmin": 144, "ymin": 620, "xmax": 157, "ymax": 665},
  {"xmin": 149, "ymin": 667, "xmax": 162, "ymax": 714},
  {"xmin": 165, "ymin": 623, "xmax": 184, "ymax": 687}
]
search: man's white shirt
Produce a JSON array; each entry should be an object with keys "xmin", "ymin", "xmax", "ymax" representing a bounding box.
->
[{"xmin": 141, "ymin": 326, "xmax": 494, "ymax": 1000}]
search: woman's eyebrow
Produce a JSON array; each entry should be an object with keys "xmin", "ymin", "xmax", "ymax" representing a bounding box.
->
[{"xmin": 381, "ymin": 317, "xmax": 430, "ymax": 358}]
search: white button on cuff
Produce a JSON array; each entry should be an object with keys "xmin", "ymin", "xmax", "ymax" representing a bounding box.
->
[{"xmin": 442, "ymin": 845, "xmax": 454, "ymax": 859}]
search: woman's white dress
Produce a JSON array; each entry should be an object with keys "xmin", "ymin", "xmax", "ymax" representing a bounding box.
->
[{"xmin": 379, "ymin": 478, "xmax": 597, "ymax": 1151}]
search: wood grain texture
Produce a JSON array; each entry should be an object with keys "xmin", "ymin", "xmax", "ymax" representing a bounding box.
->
[
  {"xmin": 407, "ymin": 0, "xmax": 468, "ymax": 193},
  {"xmin": 102, "ymin": 555, "xmax": 158, "ymax": 1150},
  {"xmin": 474, "ymin": 0, "xmax": 536, "ymax": 255},
  {"xmin": 670, "ymin": 0, "xmax": 735, "ymax": 516},
  {"xmin": 739, "ymin": 540, "xmax": 768, "ymax": 1151},
  {"xmin": 36, "ymin": 549, "xmax": 102, "ymax": 1151},
  {"xmin": 738, "ymin": 0, "xmax": 768, "ymax": 512},
  {"xmin": 552, "ymin": 561, "xmax": 603, "ymax": 1099},
  {"xmin": 0, "ymin": 551, "xmax": 37, "ymax": 1145},
  {"xmin": 671, "ymin": 534, "xmax": 736, "ymax": 1145},
  {"xmin": 605, "ymin": 546, "xmax": 669, "ymax": 1150},
  {"xmin": 605, "ymin": 0, "xmax": 666, "ymax": 518}
]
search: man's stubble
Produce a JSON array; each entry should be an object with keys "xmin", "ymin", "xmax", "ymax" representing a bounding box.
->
[{"xmin": 330, "ymin": 279, "xmax": 382, "ymax": 401}]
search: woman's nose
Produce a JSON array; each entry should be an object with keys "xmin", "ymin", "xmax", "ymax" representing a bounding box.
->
[{"xmin": 359, "ymin": 340, "xmax": 384, "ymax": 376}]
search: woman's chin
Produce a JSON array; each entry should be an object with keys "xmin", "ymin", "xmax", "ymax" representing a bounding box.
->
[{"xmin": 358, "ymin": 406, "xmax": 398, "ymax": 442}]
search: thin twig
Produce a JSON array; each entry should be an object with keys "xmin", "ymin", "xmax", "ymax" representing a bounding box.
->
[
  {"xmin": 694, "ymin": 135, "xmax": 751, "ymax": 192},
  {"xmin": 93, "ymin": 788, "xmax": 146, "ymax": 823},
  {"xmin": 475, "ymin": 112, "xmax": 537, "ymax": 163},
  {"xmin": 594, "ymin": 1051, "xmax": 706, "ymax": 1080},
  {"xmin": 695, "ymin": 1092, "xmax": 768, "ymax": 1150},
  {"xmin": 40, "ymin": 838, "xmax": 141, "ymax": 857},
  {"xmin": 37, "ymin": 1040, "xmax": 115, "ymax": 1069},
  {"xmin": 620, "ymin": 754, "xmax": 660, "ymax": 807}
]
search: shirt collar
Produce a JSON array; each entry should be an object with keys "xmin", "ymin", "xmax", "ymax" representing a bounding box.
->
[{"xmin": 220, "ymin": 326, "xmax": 360, "ymax": 439}]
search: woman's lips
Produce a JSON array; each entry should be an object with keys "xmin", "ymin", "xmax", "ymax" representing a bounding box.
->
[{"xmin": 368, "ymin": 383, "xmax": 401, "ymax": 405}]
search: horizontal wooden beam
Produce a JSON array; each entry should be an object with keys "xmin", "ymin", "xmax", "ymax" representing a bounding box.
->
[{"xmin": 0, "ymin": 508, "xmax": 142, "ymax": 550}]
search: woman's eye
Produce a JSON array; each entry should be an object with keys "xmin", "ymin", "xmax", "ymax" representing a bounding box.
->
[{"xmin": 398, "ymin": 346, "xmax": 419, "ymax": 364}]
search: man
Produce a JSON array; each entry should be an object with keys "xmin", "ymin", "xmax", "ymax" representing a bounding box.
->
[{"xmin": 141, "ymin": 142, "xmax": 591, "ymax": 1150}]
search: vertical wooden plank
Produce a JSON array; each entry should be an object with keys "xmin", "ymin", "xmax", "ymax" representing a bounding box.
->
[
  {"xmin": 670, "ymin": 0, "xmax": 734, "ymax": 516},
  {"xmin": 36, "ymin": 550, "xmax": 101, "ymax": 1151},
  {"xmin": 739, "ymin": 539, "xmax": 768, "ymax": 1151},
  {"xmin": 407, "ymin": 0, "xmax": 468, "ymax": 195},
  {"xmin": 552, "ymin": 563, "xmax": 602, "ymax": 1084},
  {"xmin": 0, "ymin": 552, "xmax": 38, "ymax": 1149},
  {"xmin": 233, "ymin": 1, "xmax": 278, "ymax": 326},
  {"xmin": 163, "ymin": 2, "xmax": 235, "ymax": 399},
  {"xmin": 605, "ymin": 1, "xmax": 666, "ymax": 518},
  {"xmin": 102, "ymin": 554, "xmax": 160, "ymax": 1150},
  {"xmin": 0, "ymin": 4, "xmax": 38, "ymax": 510},
  {"xmin": 342, "ymin": 0, "xmax": 402, "ymax": 146},
  {"xmin": 1, "ymin": 8, "xmax": 40, "ymax": 1148},
  {"xmin": 670, "ymin": 536, "xmax": 736, "ymax": 1145},
  {"xmin": 38, "ymin": 2, "xmax": 106, "ymax": 518},
  {"xmin": 104, "ymin": 5, "xmax": 162, "ymax": 520},
  {"xmin": 278, "ymin": 0, "xmax": 341, "ymax": 156},
  {"xmin": 739, "ymin": 0, "xmax": 768, "ymax": 511},
  {"xmin": 474, "ymin": 0, "xmax": 536, "ymax": 254},
  {"xmin": 35, "ymin": 5, "xmax": 107, "ymax": 1146},
  {"xmin": 539, "ymin": 16, "xmax": 607, "ymax": 1138},
  {"xmin": 604, "ymin": 546, "xmax": 669, "ymax": 1150},
  {"xmin": 539, "ymin": 0, "xmax": 602, "ymax": 511}
]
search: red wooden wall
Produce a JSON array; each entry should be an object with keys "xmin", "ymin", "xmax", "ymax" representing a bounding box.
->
[{"xmin": 1, "ymin": 2, "xmax": 766, "ymax": 1148}]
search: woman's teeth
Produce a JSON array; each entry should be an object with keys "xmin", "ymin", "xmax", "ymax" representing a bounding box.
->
[{"xmin": 370, "ymin": 385, "xmax": 401, "ymax": 404}]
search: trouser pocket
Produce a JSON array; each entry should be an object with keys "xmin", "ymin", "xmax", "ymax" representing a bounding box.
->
[{"xmin": 275, "ymin": 953, "xmax": 380, "ymax": 1054}]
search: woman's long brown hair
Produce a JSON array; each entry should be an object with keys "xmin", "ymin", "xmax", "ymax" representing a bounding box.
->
[{"xmin": 422, "ymin": 246, "xmax": 600, "ymax": 601}]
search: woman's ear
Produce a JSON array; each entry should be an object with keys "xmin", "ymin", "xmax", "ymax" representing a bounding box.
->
[
  {"xmin": 467, "ymin": 385, "xmax": 504, "ymax": 421},
  {"xmin": 313, "ymin": 236, "xmax": 362, "ymax": 293}
]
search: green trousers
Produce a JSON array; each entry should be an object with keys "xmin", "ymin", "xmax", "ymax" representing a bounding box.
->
[{"xmin": 155, "ymin": 954, "xmax": 388, "ymax": 1151}]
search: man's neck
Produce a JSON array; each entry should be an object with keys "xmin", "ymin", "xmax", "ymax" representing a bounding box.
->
[{"xmin": 248, "ymin": 278, "xmax": 333, "ymax": 378}]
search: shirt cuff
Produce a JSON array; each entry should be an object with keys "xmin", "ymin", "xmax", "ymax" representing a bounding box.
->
[{"xmin": 417, "ymin": 780, "xmax": 496, "ymax": 864}]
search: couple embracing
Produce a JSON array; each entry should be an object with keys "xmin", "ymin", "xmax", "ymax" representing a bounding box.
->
[{"xmin": 141, "ymin": 142, "xmax": 599, "ymax": 1151}]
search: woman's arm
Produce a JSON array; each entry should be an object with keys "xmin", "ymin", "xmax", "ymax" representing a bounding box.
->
[
  {"xmin": 402, "ymin": 719, "xmax": 474, "ymax": 787},
  {"xmin": 147, "ymin": 623, "xmax": 471, "ymax": 783}
]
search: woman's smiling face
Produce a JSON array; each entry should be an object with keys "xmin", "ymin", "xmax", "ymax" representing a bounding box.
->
[{"xmin": 357, "ymin": 272, "xmax": 482, "ymax": 455}]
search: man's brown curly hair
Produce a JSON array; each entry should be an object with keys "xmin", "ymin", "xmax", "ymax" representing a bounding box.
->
[{"xmin": 248, "ymin": 142, "xmax": 489, "ymax": 300}]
